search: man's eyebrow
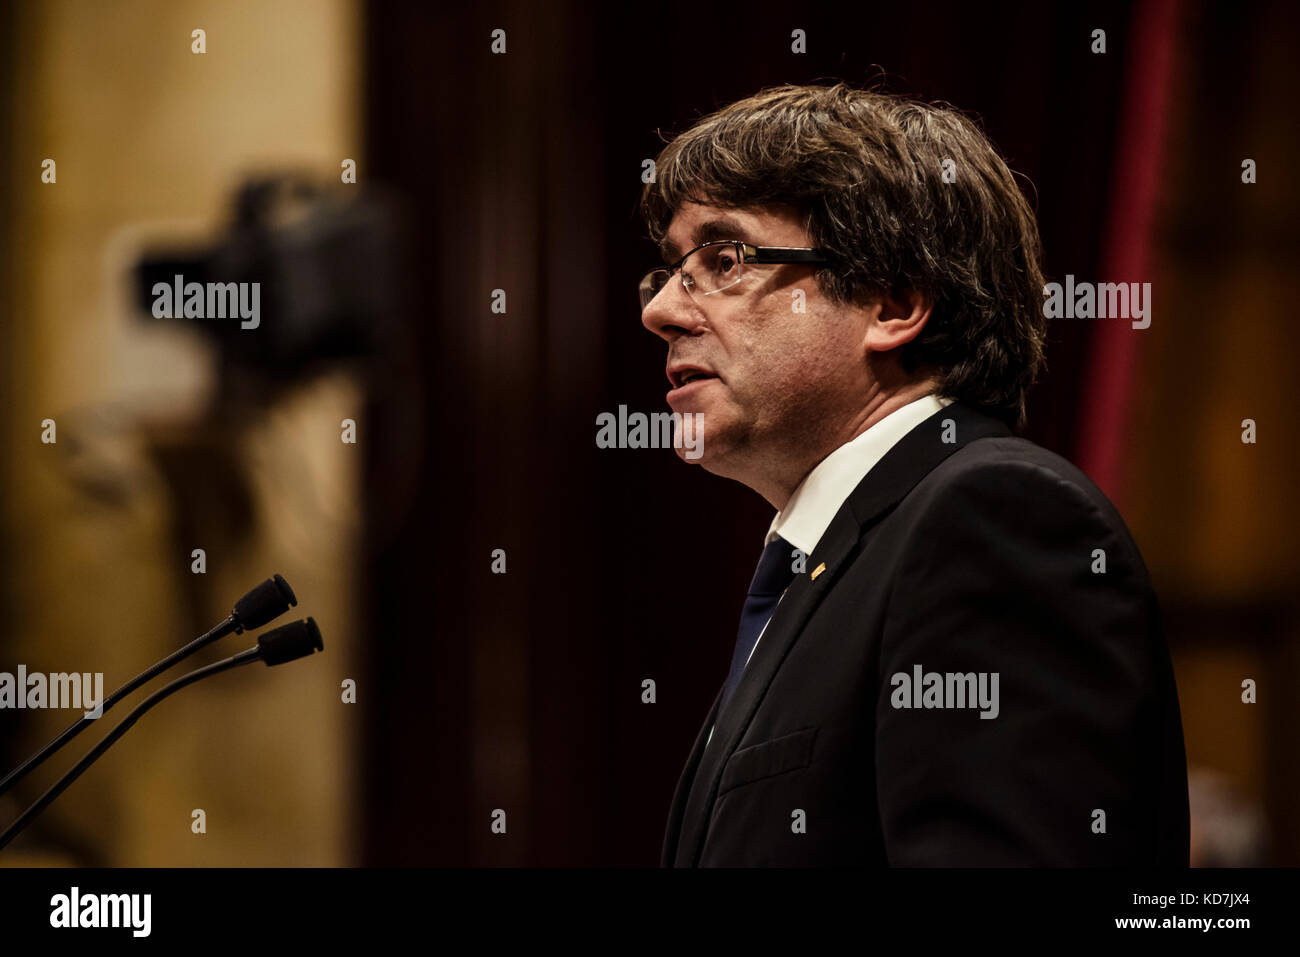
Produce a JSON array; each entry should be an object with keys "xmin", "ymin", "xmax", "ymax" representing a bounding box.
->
[{"xmin": 659, "ymin": 217, "xmax": 753, "ymax": 265}]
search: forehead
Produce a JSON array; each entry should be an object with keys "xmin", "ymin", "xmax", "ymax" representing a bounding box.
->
[{"xmin": 658, "ymin": 202, "xmax": 807, "ymax": 263}]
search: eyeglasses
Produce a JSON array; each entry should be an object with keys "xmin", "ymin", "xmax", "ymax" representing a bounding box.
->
[{"xmin": 638, "ymin": 240, "xmax": 831, "ymax": 311}]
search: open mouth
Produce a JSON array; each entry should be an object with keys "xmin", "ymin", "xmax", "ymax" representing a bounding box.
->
[{"xmin": 668, "ymin": 367, "xmax": 719, "ymax": 389}]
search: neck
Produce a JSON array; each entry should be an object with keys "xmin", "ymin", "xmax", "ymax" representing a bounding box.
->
[{"xmin": 747, "ymin": 380, "xmax": 940, "ymax": 510}]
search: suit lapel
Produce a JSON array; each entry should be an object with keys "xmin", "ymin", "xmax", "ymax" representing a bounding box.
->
[
  {"xmin": 841, "ymin": 400, "xmax": 1011, "ymax": 531},
  {"xmin": 671, "ymin": 400, "xmax": 1012, "ymax": 865},
  {"xmin": 672, "ymin": 505, "xmax": 861, "ymax": 865}
]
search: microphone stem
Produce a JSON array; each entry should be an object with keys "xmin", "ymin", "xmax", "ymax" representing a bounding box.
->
[
  {"xmin": 0, "ymin": 616, "xmax": 240, "ymax": 798},
  {"xmin": 0, "ymin": 647, "xmax": 262, "ymax": 852}
]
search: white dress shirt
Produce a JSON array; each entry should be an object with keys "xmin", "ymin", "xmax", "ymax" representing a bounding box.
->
[{"xmin": 704, "ymin": 392, "xmax": 955, "ymax": 749}]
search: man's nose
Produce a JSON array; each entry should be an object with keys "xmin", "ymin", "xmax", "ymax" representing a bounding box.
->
[{"xmin": 641, "ymin": 282, "xmax": 704, "ymax": 342}]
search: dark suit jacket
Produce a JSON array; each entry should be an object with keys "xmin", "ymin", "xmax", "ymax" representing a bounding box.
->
[{"xmin": 662, "ymin": 400, "xmax": 1189, "ymax": 866}]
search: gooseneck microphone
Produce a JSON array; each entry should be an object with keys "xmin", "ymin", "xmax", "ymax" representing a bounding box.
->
[
  {"xmin": 0, "ymin": 574, "xmax": 296, "ymax": 799},
  {"xmin": 232, "ymin": 574, "xmax": 299, "ymax": 631},
  {"xmin": 0, "ymin": 618, "xmax": 323, "ymax": 852}
]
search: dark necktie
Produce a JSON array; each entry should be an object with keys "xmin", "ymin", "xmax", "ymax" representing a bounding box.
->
[{"xmin": 718, "ymin": 536, "xmax": 798, "ymax": 717}]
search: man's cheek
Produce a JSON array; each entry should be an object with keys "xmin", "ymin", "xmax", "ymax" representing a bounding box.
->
[{"xmin": 754, "ymin": 370, "xmax": 808, "ymax": 409}]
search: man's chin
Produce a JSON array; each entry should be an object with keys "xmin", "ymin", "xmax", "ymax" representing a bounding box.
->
[
  {"xmin": 669, "ymin": 410, "xmax": 720, "ymax": 465},
  {"xmin": 672, "ymin": 428, "xmax": 737, "ymax": 470},
  {"xmin": 673, "ymin": 444, "xmax": 709, "ymax": 466}
]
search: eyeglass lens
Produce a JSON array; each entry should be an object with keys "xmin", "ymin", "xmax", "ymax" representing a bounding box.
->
[{"xmin": 640, "ymin": 243, "xmax": 744, "ymax": 309}]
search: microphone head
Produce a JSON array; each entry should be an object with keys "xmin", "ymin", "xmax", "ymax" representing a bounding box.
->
[
  {"xmin": 257, "ymin": 617, "xmax": 324, "ymax": 666},
  {"xmin": 233, "ymin": 574, "xmax": 297, "ymax": 631}
]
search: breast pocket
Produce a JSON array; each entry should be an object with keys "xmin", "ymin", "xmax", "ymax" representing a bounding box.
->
[{"xmin": 717, "ymin": 726, "xmax": 818, "ymax": 797}]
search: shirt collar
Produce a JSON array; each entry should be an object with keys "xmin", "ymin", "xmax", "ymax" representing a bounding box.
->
[{"xmin": 765, "ymin": 393, "xmax": 955, "ymax": 555}]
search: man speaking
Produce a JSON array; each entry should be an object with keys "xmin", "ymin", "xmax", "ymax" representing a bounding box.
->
[{"xmin": 638, "ymin": 83, "xmax": 1189, "ymax": 866}]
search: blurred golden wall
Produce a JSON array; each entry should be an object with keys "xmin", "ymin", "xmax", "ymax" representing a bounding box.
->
[
  {"xmin": 2, "ymin": 0, "xmax": 362, "ymax": 865},
  {"xmin": 1123, "ymin": 2, "xmax": 1300, "ymax": 864}
]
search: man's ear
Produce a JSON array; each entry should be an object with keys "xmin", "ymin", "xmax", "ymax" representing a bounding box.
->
[{"xmin": 864, "ymin": 286, "xmax": 933, "ymax": 355}]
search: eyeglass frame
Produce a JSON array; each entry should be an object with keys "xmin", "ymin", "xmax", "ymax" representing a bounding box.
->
[{"xmin": 639, "ymin": 240, "xmax": 832, "ymax": 310}]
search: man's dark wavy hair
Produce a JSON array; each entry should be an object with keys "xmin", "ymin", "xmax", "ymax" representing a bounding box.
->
[{"xmin": 640, "ymin": 82, "xmax": 1048, "ymax": 430}]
